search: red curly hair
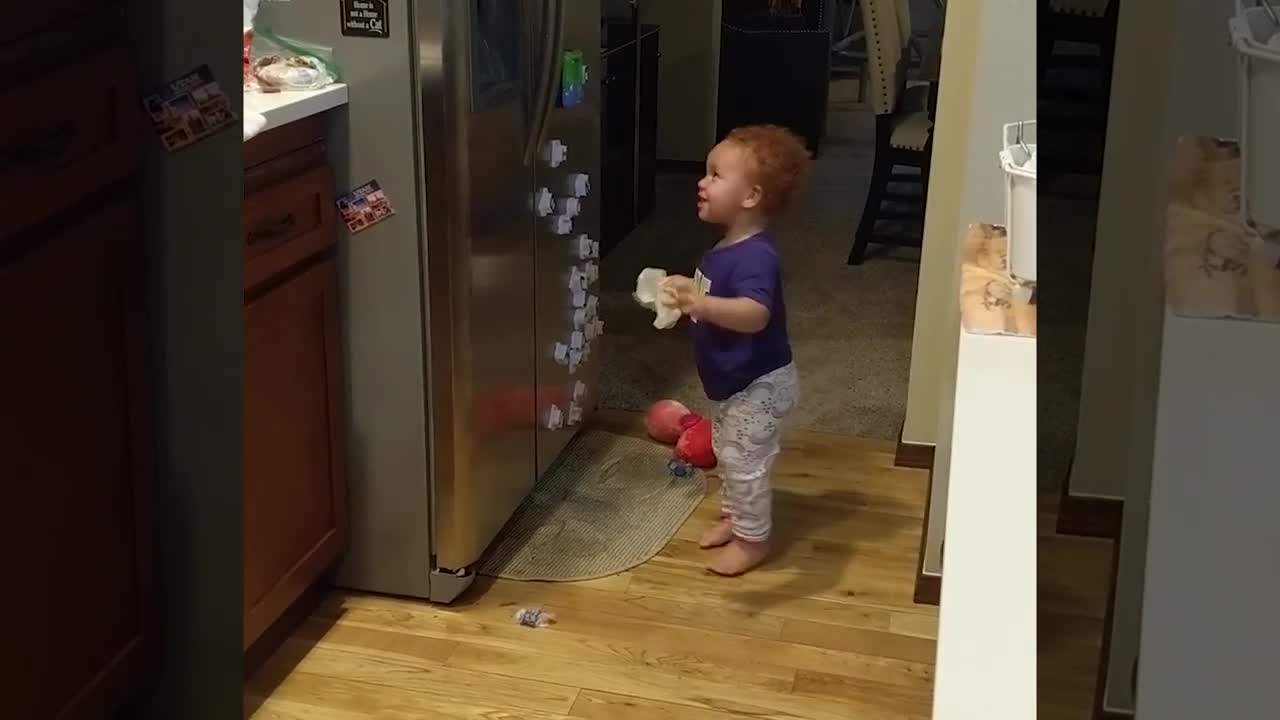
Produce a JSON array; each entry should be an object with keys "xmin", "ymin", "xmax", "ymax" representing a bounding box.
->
[{"xmin": 723, "ymin": 124, "xmax": 813, "ymax": 215}]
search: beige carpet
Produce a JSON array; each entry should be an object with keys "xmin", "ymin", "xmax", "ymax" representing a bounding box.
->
[{"xmin": 477, "ymin": 430, "xmax": 706, "ymax": 582}]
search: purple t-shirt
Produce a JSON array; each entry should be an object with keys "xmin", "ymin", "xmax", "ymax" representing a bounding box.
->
[{"xmin": 691, "ymin": 232, "xmax": 792, "ymax": 401}]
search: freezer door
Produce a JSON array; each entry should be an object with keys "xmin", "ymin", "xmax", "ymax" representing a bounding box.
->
[
  {"xmin": 531, "ymin": 1, "xmax": 603, "ymax": 477},
  {"xmin": 420, "ymin": 0, "xmax": 541, "ymax": 571}
]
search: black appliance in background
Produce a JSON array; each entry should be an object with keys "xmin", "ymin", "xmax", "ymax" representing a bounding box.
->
[
  {"xmin": 602, "ymin": 0, "xmax": 638, "ymax": 46},
  {"xmin": 600, "ymin": 0, "xmax": 659, "ymax": 257},
  {"xmin": 717, "ymin": 0, "xmax": 831, "ymax": 154}
]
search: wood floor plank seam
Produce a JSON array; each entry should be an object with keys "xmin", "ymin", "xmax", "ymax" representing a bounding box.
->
[
  {"xmin": 568, "ymin": 689, "xmax": 752, "ymax": 720},
  {"xmin": 442, "ymin": 648, "xmax": 726, "ymax": 719},
  {"xmin": 625, "ymin": 567, "xmax": 940, "ymax": 621},
  {"xmin": 613, "ymin": 591, "xmax": 788, "ymax": 641},
  {"xmin": 425, "ymin": 616, "xmax": 804, "ymax": 693},
  {"xmin": 262, "ymin": 668, "xmax": 580, "ymax": 718},
  {"xmin": 332, "ymin": 584, "xmax": 796, "ymax": 646}
]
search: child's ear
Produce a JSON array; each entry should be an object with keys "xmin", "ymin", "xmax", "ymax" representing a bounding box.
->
[{"xmin": 742, "ymin": 184, "xmax": 764, "ymax": 209}]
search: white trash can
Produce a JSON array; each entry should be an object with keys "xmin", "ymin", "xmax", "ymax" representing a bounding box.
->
[
  {"xmin": 1229, "ymin": 1, "xmax": 1280, "ymax": 234},
  {"xmin": 999, "ymin": 120, "xmax": 1037, "ymax": 286}
]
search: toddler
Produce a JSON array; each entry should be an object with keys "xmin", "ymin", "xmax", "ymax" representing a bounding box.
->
[{"xmin": 661, "ymin": 124, "xmax": 810, "ymax": 576}]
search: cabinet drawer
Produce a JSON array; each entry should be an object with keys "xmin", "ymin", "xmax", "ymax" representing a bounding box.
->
[
  {"xmin": 244, "ymin": 113, "xmax": 326, "ymax": 171},
  {"xmin": 244, "ymin": 164, "xmax": 338, "ymax": 292},
  {"xmin": 0, "ymin": 0, "xmax": 112, "ymax": 46},
  {"xmin": 0, "ymin": 45, "xmax": 139, "ymax": 238},
  {"xmin": 244, "ymin": 140, "xmax": 328, "ymax": 196}
]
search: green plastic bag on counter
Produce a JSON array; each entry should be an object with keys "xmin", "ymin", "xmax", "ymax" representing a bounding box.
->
[{"xmin": 248, "ymin": 29, "xmax": 343, "ymax": 92}]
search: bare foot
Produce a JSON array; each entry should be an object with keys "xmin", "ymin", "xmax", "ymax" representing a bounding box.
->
[
  {"xmin": 706, "ymin": 538, "xmax": 770, "ymax": 576},
  {"xmin": 699, "ymin": 518, "xmax": 734, "ymax": 549}
]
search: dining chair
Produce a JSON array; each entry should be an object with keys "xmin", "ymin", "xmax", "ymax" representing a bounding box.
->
[
  {"xmin": 1040, "ymin": 0, "xmax": 1117, "ymax": 94},
  {"xmin": 847, "ymin": 0, "xmax": 935, "ymax": 265},
  {"xmin": 1039, "ymin": 0, "xmax": 1118, "ymax": 176}
]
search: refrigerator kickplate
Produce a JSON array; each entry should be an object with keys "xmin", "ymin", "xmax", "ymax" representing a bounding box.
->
[{"xmin": 428, "ymin": 567, "xmax": 476, "ymax": 604}]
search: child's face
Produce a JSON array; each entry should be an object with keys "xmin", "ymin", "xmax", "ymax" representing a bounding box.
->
[{"xmin": 697, "ymin": 141, "xmax": 762, "ymax": 225}]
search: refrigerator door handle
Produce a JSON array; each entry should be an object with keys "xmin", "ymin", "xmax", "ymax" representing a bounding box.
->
[{"xmin": 523, "ymin": 0, "xmax": 565, "ymax": 165}]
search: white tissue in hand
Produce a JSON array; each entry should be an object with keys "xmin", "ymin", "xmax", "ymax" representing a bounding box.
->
[
  {"xmin": 633, "ymin": 268, "xmax": 682, "ymax": 330},
  {"xmin": 632, "ymin": 268, "xmax": 665, "ymax": 305}
]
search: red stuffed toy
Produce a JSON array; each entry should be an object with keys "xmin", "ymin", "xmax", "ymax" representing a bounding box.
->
[
  {"xmin": 645, "ymin": 399, "xmax": 691, "ymax": 444},
  {"xmin": 674, "ymin": 413, "xmax": 716, "ymax": 468},
  {"xmin": 645, "ymin": 399, "xmax": 717, "ymax": 469}
]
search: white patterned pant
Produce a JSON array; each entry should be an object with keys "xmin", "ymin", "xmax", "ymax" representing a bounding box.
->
[{"xmin": 712, "ymin": 362, "xmax": 799, "ymax": 543}]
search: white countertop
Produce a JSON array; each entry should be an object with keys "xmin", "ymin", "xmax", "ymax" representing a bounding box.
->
[
  {"xmin": 243, "ymin": 83, "xmax": 349, "ymax": 140},
  {"xmin": 932, "ymin": 329, "xmax": 1037, "ymax": 720}
]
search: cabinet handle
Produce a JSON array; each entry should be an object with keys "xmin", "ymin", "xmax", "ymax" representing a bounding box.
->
[
  {"xmin": 0, "ymin": 120, "xmax": 75, "ymax": 170},
  {"xmin": 247, "ymin": 213, "xmax": 297, "ymax": 246}
]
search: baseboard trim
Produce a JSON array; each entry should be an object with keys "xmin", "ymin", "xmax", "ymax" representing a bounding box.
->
[
  {"xmin": 913, "ymin": 465, "xmax": 941, "ymax": 606},
  {"xmin": 1058, "ymin": 493, "xmax": 1123, "ymax": 539},
  {"xmin": 1057, "ymin": 455, "xmax": 1124, "ymax": 538},
  {"xmin": 1093, "ymin": 532, "xmax": 1136, "ymax": 720},
  {"xmin": 895, "ymin": 421, "xmax": 935, "ymax": 469},
  {"xmin": 657, "ymin": 159, "xmax": 704, "ymax": 174},
  {"xmin": 914, "ymin": 571, "xmax": 941, "ymax": 606},
  {"xmin": 243, "ymin": 582, "xmax": 326, "ymax": 680}
]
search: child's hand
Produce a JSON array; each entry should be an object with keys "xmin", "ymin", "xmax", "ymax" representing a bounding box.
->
[
  {"xmin": 660, "ymin": 275, "xmax": 704, "ymax": 320},
  {"xmin": 661, "ymin": 274, "xmax": 696, "ymax": 297}
]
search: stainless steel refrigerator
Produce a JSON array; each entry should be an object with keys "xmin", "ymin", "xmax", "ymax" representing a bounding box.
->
[{"xmin": 257, "ymin": 1, "xmax": 603, "ymax": 603}]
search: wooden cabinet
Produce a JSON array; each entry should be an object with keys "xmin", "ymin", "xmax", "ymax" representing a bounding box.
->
[
  {"xmin": 244, "ymin": 164, "xmax": 338, "ymax": 291},
  {"xmin": 2, "ymin": 10, "xmax": 157, "ymax": 714},
  {"xmin": 242, "ymin": 118, "xmax": 347, "ymax": 651},
  {"xmin": 4, "ymin": 201, "xmax": 157, "ymax": 720},
  {"xmin": 1, "ymin": 0, "xmax": 112, "ymax": 45},
  {"xmin": 243, "ymin": 255, "xmax": 346, "ymax": 648},
  {"xmin": 0, "ymin": 45, "xmax": 141, "ymax": 237}
]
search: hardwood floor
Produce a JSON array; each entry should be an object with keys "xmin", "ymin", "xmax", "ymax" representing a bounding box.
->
[
  {"xmin": 245, "ymin": 411, "xmax": 939, "ymax": 719},
  {"xmin": 1038, "ymin": 492, "xmax": 1116, "ymax": 720},
  {"xmin": 244, "ymin": 410, "xmax": 1115, "ymax": 719}
]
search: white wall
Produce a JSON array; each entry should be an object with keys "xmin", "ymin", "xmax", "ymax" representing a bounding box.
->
[
  {"xmin": 125, "ymin": 1, "xmax": 244, "ymax": 717},
  {"xmin": 909, "ymin": 0, "xmax": 1035, "ymax": 575},
  {"xmin": 1134, "ymin": 316, "xmax": 1280, "ymax": 720},
  {"xmin": 1068, "ymin": 3, "xmax": 1238, "ymax": 503},
  {"xmin": 903, "ymin": 0, "xmax": 1034, "ymax": 448},
  {"xmin": 1094, "ymin": 0, "xmax": 1240, "ymax": 714},
  {"xmin": 1167, "ymin": 0, "xmax": 1240, "ymax": 139}
]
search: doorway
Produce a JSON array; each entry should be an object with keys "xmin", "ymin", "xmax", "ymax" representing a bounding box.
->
[{"xmin": 595, "ymin": 0, "xmax": 946, "ymax": 441}]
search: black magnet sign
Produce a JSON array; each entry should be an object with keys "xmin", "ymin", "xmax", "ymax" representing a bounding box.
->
[{"xmin": 341, "ymin": 0, "xmax": 390, "ymax": 38}]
